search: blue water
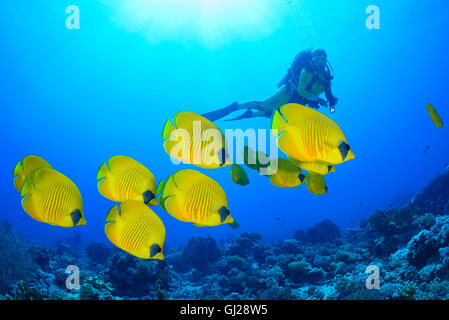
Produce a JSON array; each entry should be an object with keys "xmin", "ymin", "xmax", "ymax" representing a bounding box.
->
[{"xmin": 1, "ymin": 0, "xmax": 448, "ymax": 248}]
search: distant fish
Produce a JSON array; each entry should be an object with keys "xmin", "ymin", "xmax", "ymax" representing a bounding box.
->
[
  {"xmin": 13, "ymin": 155, "xmax": 52, "ymax": 192},
  {"xmin": 241, "ymin": 146, "xmax": 271, "ymax": 171},
  {"xmin": 97, "ymin": 155, "xmax": 158, "ymax": 206},
  {"xmin": 21, "ymin": 168, "xmax": 86, "ymax": 227},
  {"xmin": 105, "ymin": 201, "xmax": 165, "ymax": 260},
  {"xmin": 305, "ymin": 172, "xmax": 328, "ymax": 195},
  {"xmin": 230, "ymin": 164, "xmax": 249, "ymax": 186},
  {"xmin": 266, "ymin": 158, "xmax": 305, "ymax": 188},
  {"xmin": 426, "ymin": 103, "xmax": 443, "ymax": 128}
]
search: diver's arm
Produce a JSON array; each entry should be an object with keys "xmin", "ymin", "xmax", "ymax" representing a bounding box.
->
[
  {"xmin": 324, "ymin": 82, "xmax": 338, "ymax": 107},
  {"xmin": 297, "ymin": 69, "xmax": 315, "ymax": 100}
]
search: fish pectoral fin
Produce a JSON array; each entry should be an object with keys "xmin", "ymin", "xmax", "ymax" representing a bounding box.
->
[
  {"xmin": 149, "ymin": 244, "xmax": 162, "ymax": 258},
  {"xmin": 194, "ymin": 223, "xmax": 207, "ymax": 227}
]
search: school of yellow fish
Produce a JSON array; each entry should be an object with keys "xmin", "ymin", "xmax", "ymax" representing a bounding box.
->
[{"xmin": 12, "ymin": 102, "xmax": 443, "ymax": 259}]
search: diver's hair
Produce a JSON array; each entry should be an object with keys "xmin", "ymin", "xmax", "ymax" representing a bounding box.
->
[{"xmin": 312, "ymin": 49, "xmax": 327, "ymax": 58}]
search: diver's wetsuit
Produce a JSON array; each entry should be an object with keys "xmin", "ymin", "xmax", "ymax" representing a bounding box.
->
[
  {"xmin": 202, "ymin": 54, "xmax": 338, "ymax": 122},
  {"xmin": 201, "ymin": 85, "xmax": 328, "ymax": 122}
]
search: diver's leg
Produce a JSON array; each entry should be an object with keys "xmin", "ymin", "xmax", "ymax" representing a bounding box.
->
[
  {"xmin": 257, "ymin": 85, "xmax": 291, "ymax": 117},
  {"xmin": 202, "ymin": 101, "xmax": 265, "ymax": 121},
  {"xmin": 201, "ymin": 102, "xmax": 241, "ymax": 121},
  {"xmin": 239, "ymin": 101, "xmax": 264, "ymax": 110}
]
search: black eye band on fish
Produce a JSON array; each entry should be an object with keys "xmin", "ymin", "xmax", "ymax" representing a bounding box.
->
[
  {"xmin": 219, "ymin": 206, "xmax": 230, "ymax": 222},
  {"xmin": 150, "ymin": 244, "xmax": 162, "ymax": 258},
  {"xmin": 338, "ymin": 141, "xmax": 350, "ymax": 161},
  {"xmin": 71, "ymin": 209, "xmax": 82, "ymax": 226},
  {"xmin": 143, "ymin": 190, "xmax": 155, "ymax": 205}
]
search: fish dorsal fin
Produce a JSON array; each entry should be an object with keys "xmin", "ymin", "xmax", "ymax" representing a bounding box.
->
[
  {"xmin": 108, "ymin": 156, "xmax": 146, "ymax": 174},
  {"xmin": 33, "ymin": 168, "xmax": 73, "ymax": 190},
  {"xmin": 105, "ymin": 204, "xmax": 120, "ymax": 222},
  {"xmin": 22, "ymin": 155, "xmax": 51, "ymax": 172},
  {"xmin": 118, "ymin": 201, "xmax": 149, "ymax": 220},
  {"xmin": 174, "ymin": 111, "xmax": 220, "ymax": 133},
  {"xmin": 162, "ymin": 119, "xmax": 176, "ymax": 141},
  {"xmin": 172, "ymin": 169, "xmax": 202, "ymax": 191},
  {"xmin": 173, "ymin": 111, "xmax": 198, "ymax": 130},
  {"xmin": 278, "ymin": 103, "xmax": 310, "ymax": 124}
]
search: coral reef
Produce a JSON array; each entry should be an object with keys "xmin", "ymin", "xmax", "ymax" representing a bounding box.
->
[{"xmin": 1, "ymin": 171, "xmax": 449, "ymax": 300}]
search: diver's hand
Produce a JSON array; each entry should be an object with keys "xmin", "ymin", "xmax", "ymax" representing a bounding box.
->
[
  {"xmin": 329, "ymin": 96, "xmax": 339, "ymax": 107},
  {"xmin": 318, "ymin": 98, "xmax": 328, "ymax": 107}
]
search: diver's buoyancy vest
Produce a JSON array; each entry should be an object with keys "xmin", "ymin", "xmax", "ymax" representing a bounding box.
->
[{"xmin": 278, "ymin": 49, "xmax": 333, "ymax": 92}]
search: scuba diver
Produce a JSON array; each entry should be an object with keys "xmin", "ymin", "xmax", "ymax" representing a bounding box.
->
[{"xmin": 202, "ymin": 48, "xmax": 339, "ymax": 122}]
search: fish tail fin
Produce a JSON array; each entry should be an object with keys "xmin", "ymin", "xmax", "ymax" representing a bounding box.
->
[
  {"xmin": 20, "ymin": 177, "xmax": 33, "ymax": 197},
  {"xmin": 105, "ymin": 204, "xmax": 120, "ymax": 222},
  {"xmin": 20, "ymin": 177, "xmax": 41, "ymax": 221},
  {"xmin": 13, "ymin": 161, "xmax": 22, "ymax": 177},
  {"xmin": 156, "ymin": 180, "xmax": 164, "ymax": 195},
  {"xmin": 271, "ymin": 109, "xmax": 288, "ymax": 135},
  {"xmin": 96, "ymin": 162, "xmax": 109, "ymax": 180},
  {"xmin": 97, "ymin": 162, "xmax": 114, "ymax": 200},
  {"xmin": 13, "ymin": 161, "xmax": 24, "ymax": 192},
  {"xmin": 162, "ymin": 120, "xmax": 176, "ymax": 141}
]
